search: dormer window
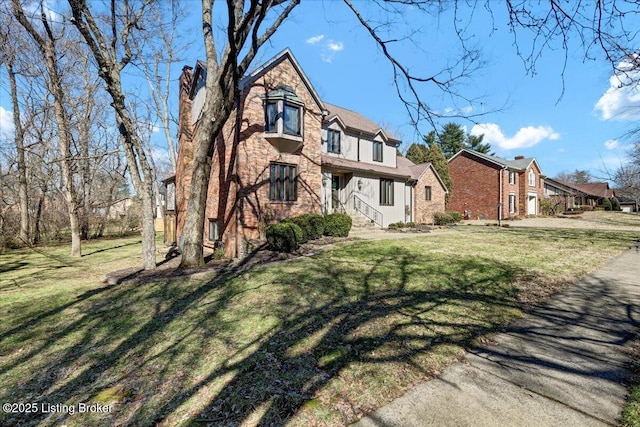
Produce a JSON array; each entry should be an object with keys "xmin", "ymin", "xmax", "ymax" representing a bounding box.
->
[
  {"xmin": 373, "ymin": 140, "xmax": 383, "ymax": 162},
  {"xmin": 263, "ymin": 84, "xmax": 304, "ymax": 153},
  {"xmin": 327, "ymin": 129, "xmax": 341, "ymax": 154}
]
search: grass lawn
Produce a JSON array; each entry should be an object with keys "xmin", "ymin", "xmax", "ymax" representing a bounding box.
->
[{"xmin": 0, "ymin": 227, "xmax": 638, "ymax": 426}]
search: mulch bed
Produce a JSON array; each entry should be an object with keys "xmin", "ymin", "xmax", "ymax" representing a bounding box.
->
[{"xmin": 102, "ymin": 236, "xmax": 352, "ymax": 286}]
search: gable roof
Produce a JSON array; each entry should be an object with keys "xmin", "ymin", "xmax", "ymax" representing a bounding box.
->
[
  {"xmin": 240, "ymin": 48, "xmax": 326, "ymax": 112},
  {"xmin": 396, "ymin": 156, "xmax": 449, "ymax": 192},
  {"xmin": 449, "ymin": 149, "xmax": 545, "ymax": 176},
  {"xmin": 189, "ymin": 48, "xmax": 326, "ymax": 112},
  {"xmin": 324, "ymin": 102, "xmax": 401, "ymax": 145}
]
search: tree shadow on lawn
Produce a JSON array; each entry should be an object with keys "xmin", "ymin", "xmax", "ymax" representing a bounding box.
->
[{"xmin": 1, "ymin": 245, "xmax": 542, "ymax": 426}]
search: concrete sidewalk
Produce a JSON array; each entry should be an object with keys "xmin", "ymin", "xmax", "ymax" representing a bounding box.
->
[{"xmin": 352, "ymin": 248, "xmax": 640, "ymax": 427}]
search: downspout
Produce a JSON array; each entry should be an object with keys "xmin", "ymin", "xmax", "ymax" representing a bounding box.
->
[{"xmin": 357, "ymin": 132, "xmax": 361, "ymax": 162}]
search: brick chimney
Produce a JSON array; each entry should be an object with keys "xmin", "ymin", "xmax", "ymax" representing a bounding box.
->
[{"xmin": 514, "ymin": 155, "xmax": 525, "ymax": 160}]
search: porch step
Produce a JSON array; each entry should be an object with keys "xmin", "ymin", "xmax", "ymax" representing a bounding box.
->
[{"xmin": 345, "ymin": 208, "xmax": 378, "ymax": 229}]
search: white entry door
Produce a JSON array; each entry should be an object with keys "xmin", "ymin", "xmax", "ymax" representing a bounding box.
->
[{"xmin": 527, "ymin": 194, "xmax": 537, "ymax": 215}]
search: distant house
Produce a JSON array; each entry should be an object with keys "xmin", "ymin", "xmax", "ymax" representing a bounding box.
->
[
  {"xmin": 169, "ymin": 48, "xmax": 447, "ymax": 257},
  {"xmin": 447, "ymin": 149, "xmax": 545, "ymax": 220},
  {"xmin": 552, "ymin": 181, "xmax": 615, "ymax": 207},
  {"xmin": 616, "ymin": 194, "xmax": 638, "ymax": 213},
  {"xmin": 570, "ymin": 182, "xmax": 615, "ymax": 206},
  {"xmin": 544, "ymin": 178, "xmax": 579, "ymax": 213}
]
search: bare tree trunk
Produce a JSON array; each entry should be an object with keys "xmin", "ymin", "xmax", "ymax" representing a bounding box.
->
[
  {"xmin": 12, "ymin": 0, "xmax": 82, "ymax": 257},
  {"xmin": 179, "ymin": 119, "xmax": 217, "ymax": 266},
  {"xmin": 69, "ymin": 0, "xmax": 157, "ymax": 269},
  {"xmin": 34, "ymin": 189, "xmax": 45, "ymax": 244},
  {"xmin": 3, "ymin": 61, "xmax": 29, "ymax": 245}
]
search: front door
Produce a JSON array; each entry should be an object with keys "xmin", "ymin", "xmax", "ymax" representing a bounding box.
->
[
  {"xmin": 527, "ymin": 194, "xmax": 537, "ymax": 215},
  {"xmin": 332, "ymin": 175, "xmax": 341, "ymax": 210}
]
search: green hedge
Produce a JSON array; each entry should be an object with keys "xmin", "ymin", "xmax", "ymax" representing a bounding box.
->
[
  {"xmin": 266, "ymin": 222, "xmax": 303, "ymax": 252},
  {"xmin": 433, "ymin": 211, "xmax": 463, "ymax": 225},
  {"xmin": 283, "ymin": 214, "xmax": 325, "ymax": 242},
  {"xmin": 323, "ymin": 213, "xmax": 352, "ymax": 237}
]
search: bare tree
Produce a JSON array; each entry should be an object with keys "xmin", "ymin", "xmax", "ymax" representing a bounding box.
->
[
  {"xmin": 614, "ymin": 142, "xmax": 640, "ymax": 213},
  {"xmin": 174, "ymin": 1, "xmax": 638, "ymax": 267},
  {"xmin": 11, "ymin": 0, "xmax": 84, "ymax": 257},
  {"xmin": 133, "ymin": 2, "xmax": 191, "ymax": 174},
  {"xmin": 66, "ymin": 0, "xmax": 168, "ymax": 269},
  {"xmin": 0, "ymin": 52, "xmax": 29, "ymax": 245}
]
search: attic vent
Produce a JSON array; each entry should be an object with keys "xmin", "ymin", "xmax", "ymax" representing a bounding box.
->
[{"xmin": 514, "ymin": 155, "xmax": 525, "ymax": 160}]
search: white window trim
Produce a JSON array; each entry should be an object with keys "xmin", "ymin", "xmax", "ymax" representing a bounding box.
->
[{"xmin": 528, "ymin": 170, "xmax": 535, "ymax": 186}]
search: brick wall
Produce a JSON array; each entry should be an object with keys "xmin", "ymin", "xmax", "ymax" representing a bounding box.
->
[
  {"xmin": 448, "ymin": 152, "xmax": 501, "ymax": 220},
  {"xmin": 203, "ymin": 58, "xmax": 324, "ymax": 257},
  {"xmin": 518, "ymin": 163, "xmax": 544, "ymax": 215},
  {"xmin": 414, "ymin": 166, "xmax": 447, "ymax": 224}
]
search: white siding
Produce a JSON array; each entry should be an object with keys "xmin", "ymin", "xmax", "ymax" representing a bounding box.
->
[
  {"xmin": 322, "ymin": 123, "xmax": 398, "ymax": 168},
  {"xmin": 351, "ymin": 174, "xmax": 408, "ymax": 227}
]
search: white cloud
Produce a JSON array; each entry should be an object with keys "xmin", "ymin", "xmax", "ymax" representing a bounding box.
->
[
  {"xmin": 594, "ymin": 58, "xmax": 640, "ymax": 120},
  {"xmin": 471, "ymin": 123, "xmax": 560, "ymax": 150},
  {"xmin": 604, "ymin": 139, "xmax": 620, "ymax": 150},
  {"xmin": 305, "ymin": 35, "xmax": 324, "ymax": 44},
  {"xmin": 327, "ymin": 40, "xmax": 344, "ymax": 52},
  {"xmin": 0, "ymin": 107, "xmax": 15, "ymax": 138},
  {"xmin": 309, "ymin": 38, "xmax": 344, "ymax": 63}
]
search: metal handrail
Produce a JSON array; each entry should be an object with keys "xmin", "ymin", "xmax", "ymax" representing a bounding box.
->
[{"xmin": 353, "ymin": 195, "xmax": 383, "ymax": 227}]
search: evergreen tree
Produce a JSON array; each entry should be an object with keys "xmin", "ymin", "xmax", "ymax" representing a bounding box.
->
[
  {"xmin": 424, "ymin": 143, "xmax": 453, "ymax": 200},
  {"xmin": 438, "ymin": 123, "xmax": 466, "ymax": 159},
  {"xmin": 424, "ymin": 122, "xmax": 493, "ymax": 159},
  {"xmin": 610, "ymin": 197, "xmax": 621, "ymax": 211},
  {"xmin": 406, "ymin": 142, "xmax": 429, "ymax": 164},
  {"xmin": 466, "ymin": 133, "xmax": 493, "ymax": 155}
]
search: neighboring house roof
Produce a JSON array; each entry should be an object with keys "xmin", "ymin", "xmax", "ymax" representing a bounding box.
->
[
  {"xmin": 544, "ymin": 177, "xmax": 579, "ymax": 194},
  {"xmin": 556, "ymin": 180, "xmax": 614, "ymax": 198},
  {"xmin": 573, "ymin": 182, "xmax": 614, "ymax": 198},
  {"xmin": 321, "ymin": 155, "xmax": 411, "ymax": 180},
  {"xmin": 449, "ymin": 149, "xmax": 545, "ymax": 176},
  {"xmin": 324, "ymin": 102, "xmax": 401, "ymax": 145}
]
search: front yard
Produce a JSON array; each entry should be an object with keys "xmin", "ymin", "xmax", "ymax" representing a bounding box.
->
[{"xmin": 0, "ymin": 226, "xmax": 638, "ymax": 426}]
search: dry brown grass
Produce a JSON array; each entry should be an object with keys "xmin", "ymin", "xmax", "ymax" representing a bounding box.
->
[{"xmin": 1, "ymin": 226, "xmax": 638, "ymax": 426}]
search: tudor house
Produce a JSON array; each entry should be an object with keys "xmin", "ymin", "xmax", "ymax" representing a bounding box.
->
[
  {"xmin": 168, "ymin": 49, "xmax": 447, "ymax": 257},
  {"xmin": 447, "ymin": 149, "xmax": 545, "ymax": 220}
]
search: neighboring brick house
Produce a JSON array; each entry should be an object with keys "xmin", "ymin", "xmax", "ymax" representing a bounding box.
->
[
  {"xmin": 171, "ymin": 49, "xmax": 447, "ymax": 257},
  {"xmin": 448, "ymin": 149, "xmax": 545, "ymax": 220}
]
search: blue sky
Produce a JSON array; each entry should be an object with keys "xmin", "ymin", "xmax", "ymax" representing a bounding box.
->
[
  {"xmin": 183, "ymin": 1, "xmax": 636, "ymax": 180},
  {"xmin": 1, "ymin": 1, "xmax": 637, "ymax": 181}
]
